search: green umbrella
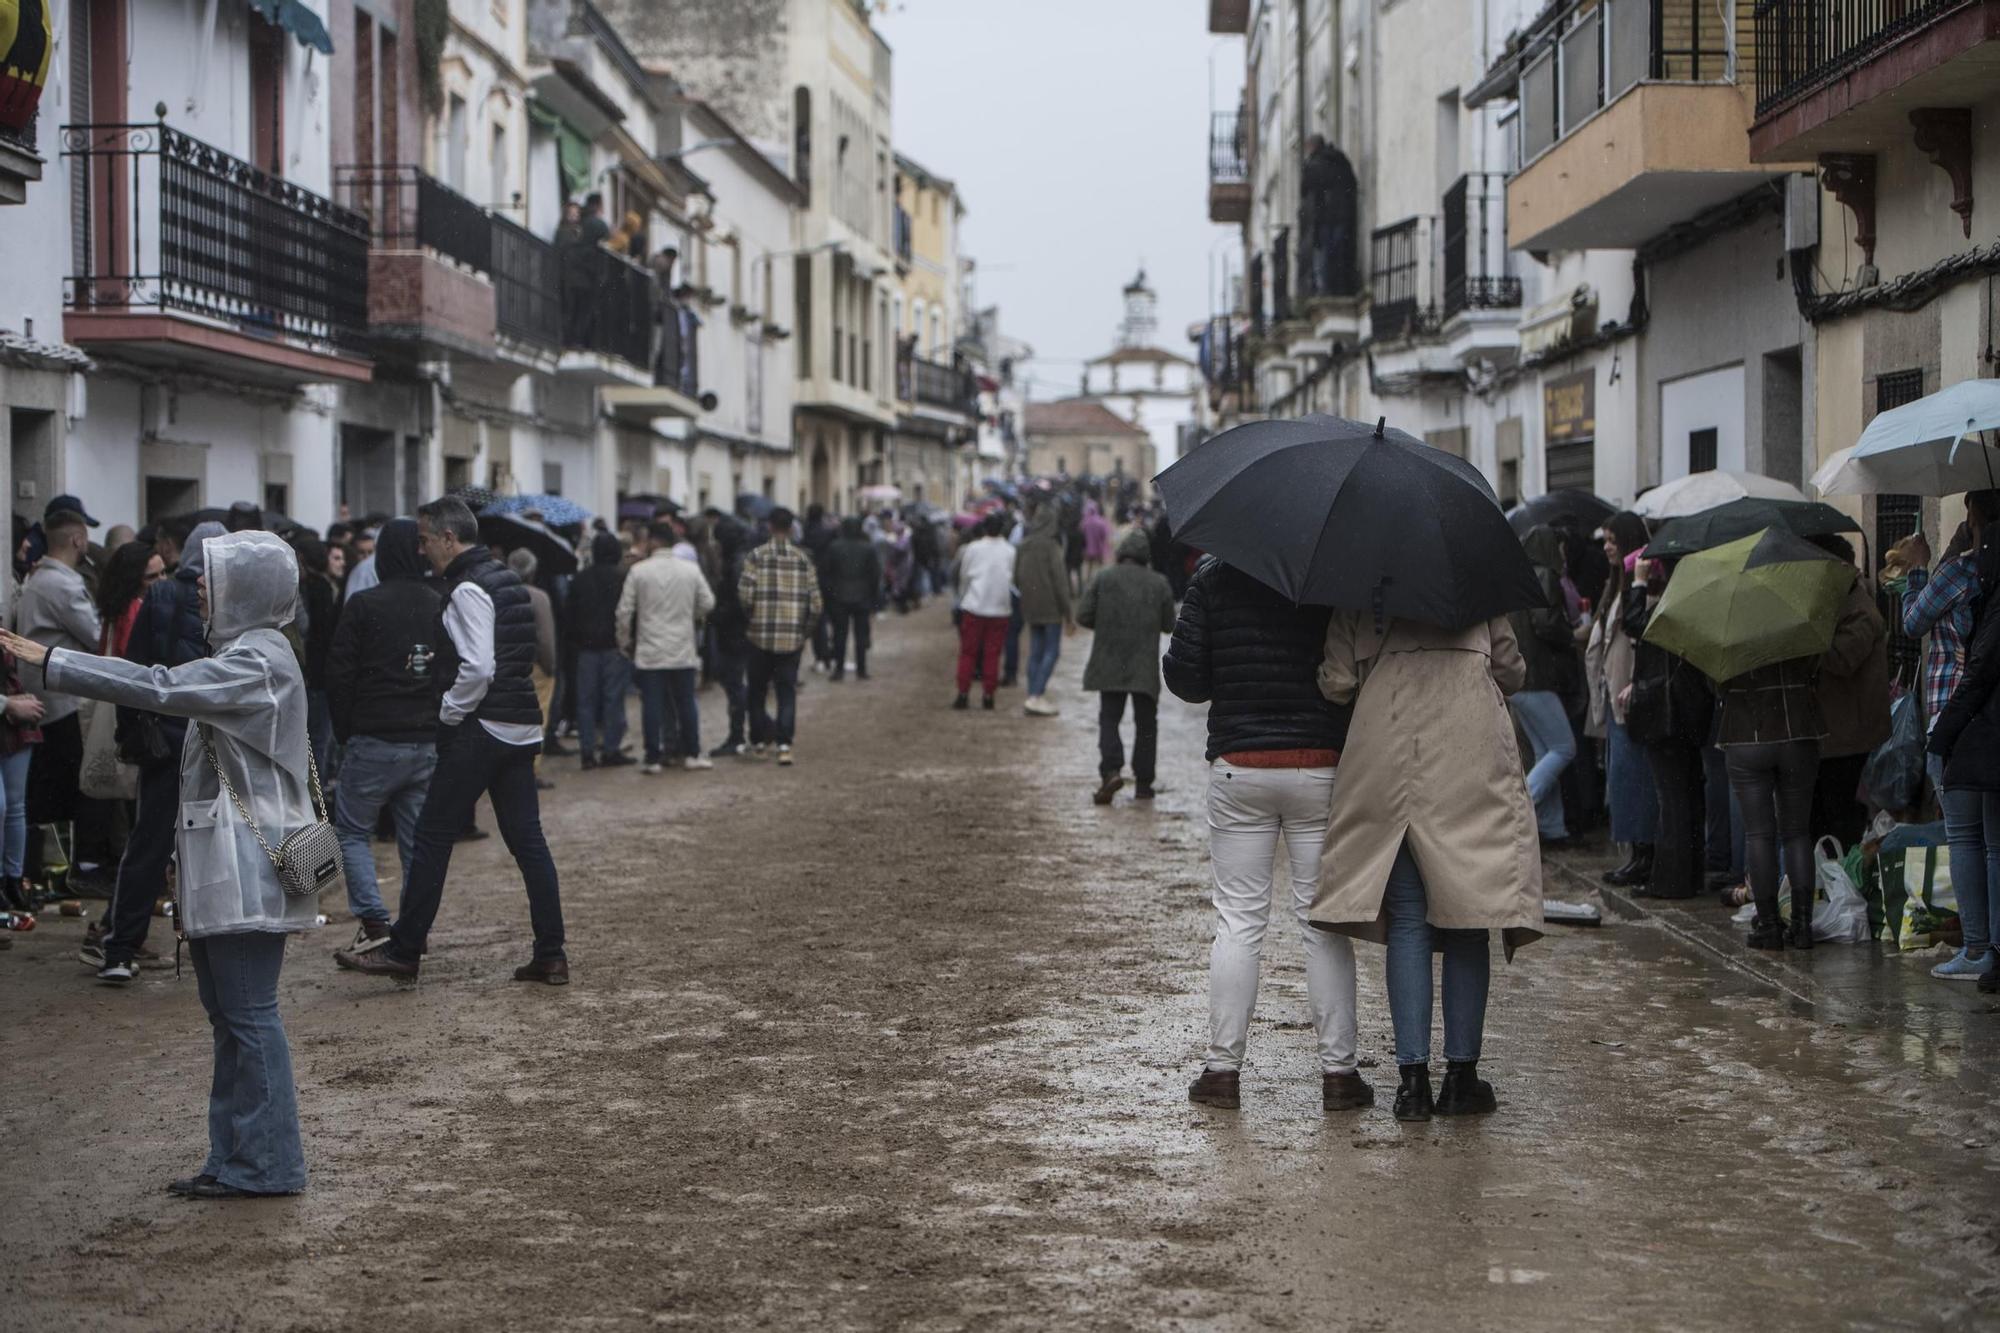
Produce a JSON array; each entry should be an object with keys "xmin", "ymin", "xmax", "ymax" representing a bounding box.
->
[{"xmin": 1643, "ymin": 527, "xmax": 1853, "ymax": 683}]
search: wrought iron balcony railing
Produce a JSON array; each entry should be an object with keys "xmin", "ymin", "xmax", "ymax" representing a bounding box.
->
[
  {"xmin": 901, "ymin": 350, "xmax": 978, "ymax": 415},
  {"xmin": 334, "ymin": 163, "xmax": 492, "ymax": 274},
  {"xmin": 1369, "ymin": 215, "xmax": 1440, "ymax": 342},
  {"xmin": 63, "ymin": 118, "xmax": 371, "ymax": 355},
  {"xmin": 1210, "ymin": 110, "xmax": 1248, "ymax": 185},
  {"xmin": 559, "ymin": 241, "xmax": 655, "ymax": 369},
  {"xmin": 893, "ymin": 205, "xmax": 913, "ymax": 264},
  {"xmin": 491, "ymin": 214, "xmax": 561, "ymax": 352},
  {"xmin": 1752, "ymin": 0, "xmax": 1972, "ymax": 116},
  {"xmin": 1441, "ymin": 173, "xmax": 1523, "ymax": 318}
]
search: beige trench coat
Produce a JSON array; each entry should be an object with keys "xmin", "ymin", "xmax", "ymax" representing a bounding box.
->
[{"xmin": 1307, "ymin": 613, "xmax": 1545, "ymax": 957}]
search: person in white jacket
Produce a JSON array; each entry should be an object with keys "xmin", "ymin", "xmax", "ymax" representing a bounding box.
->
[
  {"xmin": 1, "ymin": 531, "xmax": 317, "ymax": 1199},
  {"xmin": 617, "ymin": 519, "xmax": 717, "ymax": 772},
  {"xmin": 952, "ymin": 512, "xmax": 1017, "ymax": 711}
]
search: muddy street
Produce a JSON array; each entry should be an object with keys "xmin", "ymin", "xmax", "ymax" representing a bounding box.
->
[{"xmin": 3, "ymin": 604, "xmax": 1998, "ymax": 1331}]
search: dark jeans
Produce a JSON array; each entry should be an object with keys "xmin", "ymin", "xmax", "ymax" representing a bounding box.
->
[
  {"xmin": 388, "ymin": 724, "xmax": 565, "ymax": 964},
  {"xmin": 1812, "ymin": 751, "xmax": 1869, "ymax": 851},
  {"xmin": 637, "ymin": 667, "xmax": 700, "ymax": 760},
  {"xmin": 829, "ymin": 602, "xmax": 872, "ymax": 674},
  {"xmin": 1002, "ymin": 593, "xmax": 1023, "ymax": 682},
  {"xmin": 713, "ymin": 635, "xmax": 749, "ymax": 746},
  {"xmin": 1645, "ymin": 739, "xmax": 1707, "ymax": 898},
  {"xmin": 574, "ymin": 648, "xmax": 631, "ymax": 758},
  {"xmin": 1098, "ymin": 692, "xmax": 1158, "ymax": 786},
  {"xmin": 1702, "ymin": 745, "xmax": 1743, "ymax": 876},
  {"xmin": 306, "ymin": 688, "xmax": 335, "ymax": 778},
  {"xmin": 746, "ymin": 648, "xmax": 802, "ymax": 746},
  {"xmin": 1726, "ymin": 738, "xmax": 1820, "ymax": 921},
  {"xmin": 102, "ymin": 760, "xmax": 179, "ymax": 965},
  {"xmin": 811, "ymin": 611, "xmax": 834, "ymax": 666}
]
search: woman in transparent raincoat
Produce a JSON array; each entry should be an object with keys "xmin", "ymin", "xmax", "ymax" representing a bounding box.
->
[{"xmin": 2, "ymin": 530, "xmax": 319, "ymax": 1198}]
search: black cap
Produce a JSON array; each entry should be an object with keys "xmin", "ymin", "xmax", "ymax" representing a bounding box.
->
[{"xmin": 45, "ymin": 494, "xmax": 98, "ymax": 526}]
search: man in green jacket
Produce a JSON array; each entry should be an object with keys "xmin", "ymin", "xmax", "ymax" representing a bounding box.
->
[
  {"xmin": 1016, "ymin": 502, "xmax": 1074, "ymax": 717},
  {"xmin": 1077, "ymin": 529, "xmax": 1177, "ymax": 804}
]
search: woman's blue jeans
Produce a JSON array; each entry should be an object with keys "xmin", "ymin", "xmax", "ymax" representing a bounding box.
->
[
  {"xmin": 1383, "ymin": 844, "xmax": 1491, "ymax": 1067},
  {"xmin": 1025, "ymin": 623, "xmax": 1063, "ymax": 696},
  {"xmin": 1606, "ymin": 719, "xmax": 1658, "ymax": 845},
  {"xmin": 0, "ymin": 746, "xmax": 30, "ymax": 877},
  {"xmin": 1932, "ymin": 753, "xmax": 1996, "ymax": 958},
  {"xmin": 189, "ymin": 931, "xmax": 306, "ymax": 1194},
  {"xmin": 1510, "ymin": 690, "xmax": 1575, "ymax": 839}
]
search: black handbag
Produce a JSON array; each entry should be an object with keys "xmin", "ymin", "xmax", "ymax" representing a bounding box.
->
[{"xmin": 116, "ymin": 709, "xmax": 174, "ymax": 766}]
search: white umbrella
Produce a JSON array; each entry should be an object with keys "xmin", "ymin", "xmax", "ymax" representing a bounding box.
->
[
  {"xmin": 1816, "ymin": 378, "xmax": 2000, "ymax": 496},
  {"xmin": 1633, "ymin": 470, "xmax": 1807, "ymax": 519}
]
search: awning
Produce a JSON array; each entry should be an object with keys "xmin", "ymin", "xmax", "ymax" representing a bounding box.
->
[
  {"xmin": 529, "ymin": 100, "xmax": 592, "ymax": 200},
  {"xmin": 248, "ymin": 0, "xmax": 333, "ymax": 54}
]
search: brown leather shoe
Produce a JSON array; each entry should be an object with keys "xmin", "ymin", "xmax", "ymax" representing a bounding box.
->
[
  {"xmin": 1187, "ymin": 1068, "xmax": 1240, "ymax": 1109},
  {"xmin": 513, "ymin": 956, "xmax": 570, "ymax": 985},
  {"xmin": 334, "ymin": 947, "xmax": 419, "ymax": 980},
  {"xmin": 1322, "ymin": 1071, "xmax": 1375, "ymax": 1112}
]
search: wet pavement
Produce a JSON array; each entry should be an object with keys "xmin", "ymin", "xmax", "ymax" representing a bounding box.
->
[{"xmin": 2, "ymin": 603, "xmax": 1997, "ymax": 1330}]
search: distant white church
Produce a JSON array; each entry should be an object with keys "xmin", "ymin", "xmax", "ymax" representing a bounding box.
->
[{"xmin": 1079, "ymin": 270, "xmax": 1200, "ymax": 472}]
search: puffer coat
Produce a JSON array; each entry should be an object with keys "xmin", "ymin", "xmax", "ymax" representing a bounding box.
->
[{"xmin": 1162, "ymin": 556, "xmax": 1349, "ymax": 762}]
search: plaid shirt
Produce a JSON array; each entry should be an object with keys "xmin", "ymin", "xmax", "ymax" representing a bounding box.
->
[
  {"xmin": 738, "ymin": 535, "xmax": 823, "ymax": 654},
  {"xmin": 1902, "ymin": 555, "xmax": 1979, "ymax": 719}
]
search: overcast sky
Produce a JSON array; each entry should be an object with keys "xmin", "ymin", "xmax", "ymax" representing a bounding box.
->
[{"xmin": 873, "ymin": 0, "xmax": 1242, "ymax": 402}]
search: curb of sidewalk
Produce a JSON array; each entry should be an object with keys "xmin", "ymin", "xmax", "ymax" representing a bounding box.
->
[{"xmin": 1547, "ymin": 855, "xmax": 1821, "ymax": 1008}]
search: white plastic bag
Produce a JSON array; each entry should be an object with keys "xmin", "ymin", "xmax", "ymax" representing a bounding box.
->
[{"xmin": 1812, "ymin": 836, "xmax": 1869, "ymax": 944}]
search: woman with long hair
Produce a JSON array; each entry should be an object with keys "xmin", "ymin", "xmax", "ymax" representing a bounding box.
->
[
  {"xmin": 95, "ymin": 540, "xmax": 165, "ymax": 659},
  {"xmin": 1927, "ymin": 526, "xmax": 2000, "ymax": 992},
  {"xmin": 1587, "ymin": 512, "xmax": 1657, "ymax": 887}
]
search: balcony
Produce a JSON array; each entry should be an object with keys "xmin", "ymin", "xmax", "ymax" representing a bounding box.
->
[
  {"xmin": 1209, "ymin": 110, "xmax": 1250, "ymax": 224},
  {"xmin": 491, "ymin": 215, "xmax": 562, "ymax": 355},
  {"xmin": 1368, "ymin": 216, "xmax": 1439, "ymax": 344},
  {"xmin": 1209, "ymin": 0, "xmax": 1249, "ymax": 33},
  {"xmin": 1, "ymin": 117, "xmax": 42, "ymax": 205},
  {"xmin": 335, "ymin": 165, "xmax": 496, "ymax": 359},
  {"xmin": 600, "ymin": 288, "xmax": 703, "ymax": 422},
  {"xmin": 555, "ymin": 243, "xmax": 657, "ymax": 387},
  {"xmin": 1485, "ymin": 0, "xmax": 1805, "ymax": 251},
  {"xmin": 61, "ymin": 119, "xmax": 371, "ymax": 384},
  {"xmin": 900, "ymin": 350, "xmax": 978, "ymax": 419},
  {"xmin": 893, "ymin": 204, "xmax": 913, "ymax": 268},
  {"xmin": 1750, "ymin": 0, "xmax": 2000, "ymax": 160},
  {"xmin": 1441, "ymin": 172, "xmax": 1523, "ymax": 364}
]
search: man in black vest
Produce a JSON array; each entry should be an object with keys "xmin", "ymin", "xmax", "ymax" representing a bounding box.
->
[{"xmin": 335, "ymin": 496, "xmax": 569, "ymax": 984}]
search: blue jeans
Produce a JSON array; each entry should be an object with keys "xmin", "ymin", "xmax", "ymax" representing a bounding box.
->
[
  {"xmin": 1931, "ymin": 753, "xmax": 1996, "ymax": 958},
  {"xmin": 189, "ymin": 931, "xmax": 306, "ymax": 1194},
  {"xmin": 0, "ymin": 746, "xmax": 29, "ymax": 876},
  {"xmin": 1026, "ymin": 622, "xmax": 1063, "ymax": 696},
  {"xmin": 1606, "ymin": 719, "xmax": 1658, "ymax": 845},
  {"xmin": 334, "ymin": 735, "xmax": 437, "ymax": 925},
  {"xmin": 574, "ymin": 649, "xmax": 631, "ymax": 758},
  {"xmin": 1510, "ymin": 690, "xmax": 1575, "ymax": 839},
  {"xmin": 1382, "ymin": 844, "xmax": 1491, "ymax": 1066},
  {"xmin": 637, "ymin": 667, "xmax": 700, "ymax": 761}
]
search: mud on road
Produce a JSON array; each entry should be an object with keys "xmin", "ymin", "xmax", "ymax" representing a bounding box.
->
[{"xmin": 4, "ymin": 604, "xmax": 1998, "ymax": 1330}]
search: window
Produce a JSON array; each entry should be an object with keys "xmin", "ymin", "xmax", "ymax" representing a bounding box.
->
[
  {"xmin": 490, "ymin": 121, "xmax": 509, "ymax": 206},
  {"xmin": 542, "ymin": 461, "xmax": 563, "ymax": 495},
  {"xmin": 145, "ymin": 476, "xmax": 201, "ymax": 523},
  {"xmin": 1546, "ymin": 439, "xmax": 1594, "ymax": 493},
  {"xmin": 792, "ymin": 87, "xmax": 812, "ymax": 192},
  {"xmin": 1688, "ymin": 427, "xmax": 1718, "ymax": 473},
  {"xmin": 1499, "ymin": 458, "xmax": 1520, "ymax": 508},
  {"xmin": 445, "ymin": 94, "xmax": 468, "ymax": 191},
  {"xmin": 264, "ymin": 483, "xmax": 288, "ymax": 515},
  {"xmin": 248, "ymin": 16, "xmax": 286, "ymax": 175}
]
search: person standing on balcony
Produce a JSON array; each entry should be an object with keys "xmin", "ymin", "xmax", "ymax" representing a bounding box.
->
[
  {"xmin": 559, "ymin": 201, "xmax": 596, "ymax": 347},
  {"xmin": 580, "ymin": 193, "xmax": 610, "ymax": 245},
  {"xmin": 737, "ymin": 509, "xmax": 821, "ymax": 766}
]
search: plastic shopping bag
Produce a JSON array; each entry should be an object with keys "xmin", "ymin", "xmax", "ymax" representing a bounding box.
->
[
  {"xmin": 1811, "ymin": 837, "xmax": 1869, "ymax": 944},
  {"xmin": 1862, "ymin": 692, "xmax": 1926, "ymax": 813},
  {"xmin": 1897, "ymin": 848, "xmax": 1961, "ymax": 950}
]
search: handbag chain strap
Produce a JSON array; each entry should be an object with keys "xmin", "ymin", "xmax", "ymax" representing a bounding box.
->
[{"xmin": 197, "ymin": 723, "xmax": 329, "ymax": 869}]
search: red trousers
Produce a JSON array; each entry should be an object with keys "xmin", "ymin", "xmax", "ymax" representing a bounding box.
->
[{"xmin": 957, "ymin": 612, "xmax": 1009, "ymax": 697}]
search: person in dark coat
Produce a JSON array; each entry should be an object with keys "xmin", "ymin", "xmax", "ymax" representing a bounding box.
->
[
  {"xmin": 800, "ymin": 504, "xmax": 839, "ymax": 672},
  {"xmin": 293, "ymin": 535, "xmax": 341, "ymax": 776},
  {"xmin": 1622, "ymin": 554, "xmax": 1714, "ymax": 900},
  {"xmin": 821, "ymin": 517, "xmax": 883, "ymax": 681},
  {"xmin": 1076, "ymin": 528, "xmax": 1175, "ymax": 804},
  {"xmin": 1808, "ymin": 537, "xmax": 1889, "ymax": 850},
  {"xmin": 1507, "ymin": 526, "xmax": 1583, "ymax": 844},
  {"xmin": 566, "ymin": 532, "xmax": 634, "ymax": 769},
  {"xmin": 1717, "ymin": 652, "xmax": 1826, "ymax": 953},
  {"xmin": 1163, "ymin": 557, "xmax": 1367, "ymax": 1115},
  {"xmin": 324, "ymin": 519, "xmax": 444, "ymax": 953},
  {"xmin": 1927, "ymin": 529, "xmax": 2000, "ymax": 994}
]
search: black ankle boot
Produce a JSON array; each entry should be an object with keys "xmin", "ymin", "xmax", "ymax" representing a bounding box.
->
[
  {"xmin": 1435, "ymin": 1061, "xmax": 1497, "ymax": 1116},
  {"xmin": 1787, "ymin": 904, "xmax": 1814, "ymax": 950},
  {"xmin": 1746, "ymin": 910, "xmax": 1786, "ymax": 951},
  {"xmin": 1393, "ymin": 1063, "xmax": 1434, "ymax": 1122},
  {"xmin": 1627, "ymin": 843, "xmax": 1654, "ymax": 886},
  {"xmin": 1600, "ymin": 851, "xmax": 1639, "ymax": 885},
  {"xmin": 0, "ymin": 875, "xmax": 27, "ymax": 913}
]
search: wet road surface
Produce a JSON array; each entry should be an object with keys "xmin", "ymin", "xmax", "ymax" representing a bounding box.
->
[{"xmin": 3, "ymin": 604, "xmax": 1997, "ymax": 1330}]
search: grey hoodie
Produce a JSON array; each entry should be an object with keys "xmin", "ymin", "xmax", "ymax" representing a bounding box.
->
[{"xmin": 48, "ymin": 531, "xmax": 321, "ymax": 936}]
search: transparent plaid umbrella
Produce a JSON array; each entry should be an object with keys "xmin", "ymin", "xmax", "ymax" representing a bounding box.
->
[{"xmin": 1642, "ymin": 527, "xmax": 1851, "ymax": 683}]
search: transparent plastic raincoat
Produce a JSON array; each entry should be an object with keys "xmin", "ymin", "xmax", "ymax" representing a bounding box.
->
[{"xmin": 46, "ymin": 531, "xmax": 322, "ymax": 937}]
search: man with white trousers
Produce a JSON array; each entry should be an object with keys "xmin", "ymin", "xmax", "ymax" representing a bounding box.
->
[{"xmin": 1162, "ymin": 555, "xmax": 1368, "ymax": 1113}]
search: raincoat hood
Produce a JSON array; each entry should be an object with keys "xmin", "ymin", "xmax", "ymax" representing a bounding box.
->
[
  {"xmin": 1521, "ymin": 524, "xmax": 1565, "ymax": 574},
  {"xmin": 376, "ymin": 518, "xmax": 425, "ymax": 581},
  {"xmin": 590, "ymin": 531, "xmax": 624, "ymax": 567},
  {"xmin": 1116, "ymin": 528, "xmax": 1153, "ymax": 563},
  {"xmin": 204, "ymin": 531, "xmax": 300, "ymax": 643},
  {"xmin": 177, "ymin": 520, "xmax": 227, "ymax": 584}
]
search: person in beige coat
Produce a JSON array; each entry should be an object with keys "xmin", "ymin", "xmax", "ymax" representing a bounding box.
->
[
  {"xmin": 617, "ymin": 520, "xmax": 717, "ymax": 773},
  {"xmin": 1308, "ymin": 612, "xmax": 1544, "ymax": 1123}
]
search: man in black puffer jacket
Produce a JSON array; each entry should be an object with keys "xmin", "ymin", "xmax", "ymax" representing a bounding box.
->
[
  {"xmin": 566, "ymin": 531, "xmax": 634, "ymax": 769},
  {"xmin": 1162, "ymin": 556, "xmax": 1370, "ymax": 1117},
  {"xmin": 324, "ymin": 518, "xmax": 442, "ymax": 954},
  {"xmin": 337, "ymin": 497, "xmax": 568, "ymax": 985}
]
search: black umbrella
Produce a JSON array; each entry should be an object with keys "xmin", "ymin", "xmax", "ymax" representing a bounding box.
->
[
  {"xmin": 1644, "ymin": 497, "xmax": 1862, "ymax": 560},
  {"xmin": 1154, "ymin": 415, "xmax": 1544, "ymax": 628},
  {"xmin": 477, "ymin": 512, "xmax": 577, "ymax": 576},
  {"xmin": 1506, "ymin": 488, "xmax": 1615, "ymax": 536}
]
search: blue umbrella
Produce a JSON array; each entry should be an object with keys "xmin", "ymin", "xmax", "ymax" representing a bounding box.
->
[
  {"xmin": 736, "ymin": 493, "xmax": 775, "ymax": 521},
  {"xmin": 482, "ymin": 493, "xmax": 590, "ymax": 527}
]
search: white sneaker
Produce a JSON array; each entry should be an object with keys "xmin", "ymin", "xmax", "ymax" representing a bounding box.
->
[
  {"xmin": 683, "ymin": 756, "xmax": 714, "ymax": 771},
  {"xmin": 776, "ymin": 745, "xmax": 794, "ymax": 766},
  {"xmin": 641, "ymin": 761, "xmax": 664, "ymax": 775},
  {"xmin": 1024, "ymin": 696, "xmax": 1060, "ymax": 717},
  {"xmin": 95, "ymin": 960, "xmax": 137, "ymax": 985}
]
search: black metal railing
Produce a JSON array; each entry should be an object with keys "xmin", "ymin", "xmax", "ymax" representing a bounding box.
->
[
  {"xmin": 1441, "ymin": 173, "xmax": 1522, "ymax": 318},
  {"xmin": 1210, "ymin": 110, "xmax": 1248, "ymax": 185},
  {"xmin": 62, "ymin": 119, "xmax": 371, "ymax": 354},
  {"xmin": 334, "ymin": 163, "xmax": 491, "ymax": 274},
  {"xmin": 1247, "ymin": 250, "xmax": 1265, "ymax": 335},
  {"xmin": 902, "ymin": 350, "xmax": 977, "ymax": 415},
  {"xmin": 492, "ymin": 213, "xmax": 560, "ymax": 351},
  {"xmin": 1271, "ymin": 226, "xmax": 1292, "ymax": 325},
  {"xmin": 893, "ymin": 204, "xmax": 913, "ymax": 264},
  {"xmin": 1753, "ymin": 0, "xmax": 1970, "ymax": 116},
  {"xmin": 559, "ymin": 242, "xmax": 655, "ymax": 368},
  {"xmin": 1513, "ymin": 0, "xmax": 1732, "ymax": 170},
  {"xmin": 1368, "ymin": 216, "xmax": 1437, "ymax": 342}
]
